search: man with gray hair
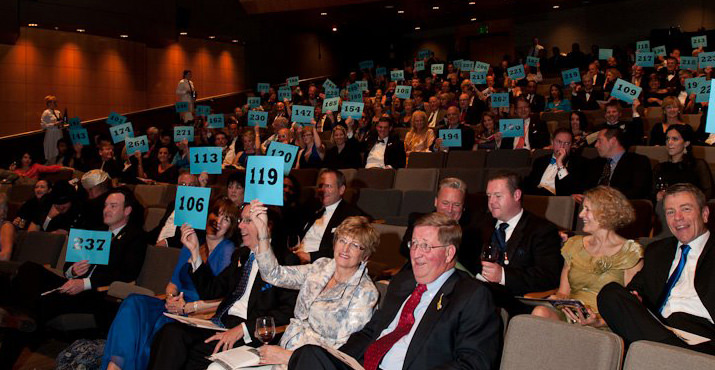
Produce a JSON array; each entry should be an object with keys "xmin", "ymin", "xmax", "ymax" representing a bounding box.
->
[
  {"xmin": 261, "ymin": 116, "xmax": 290, "ymax": 153},
  {"xmin": 399, "ymin": 178, "xmax": 479, "ymax": 270}
]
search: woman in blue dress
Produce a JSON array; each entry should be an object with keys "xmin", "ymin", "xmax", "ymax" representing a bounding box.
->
[{"xmin": 102, "ymin": 198, "xmax": 240, "ymax": 370}]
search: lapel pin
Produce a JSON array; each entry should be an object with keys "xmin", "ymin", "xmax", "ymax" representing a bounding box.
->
[{"xmin": 437, "ymin": 293, "xmax": 444, "ymax": 310}]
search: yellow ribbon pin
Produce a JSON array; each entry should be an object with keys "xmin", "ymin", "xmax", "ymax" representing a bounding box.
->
[{"xmin": 437, "ymin": 293, "xmax": 444, "ymax": 310}]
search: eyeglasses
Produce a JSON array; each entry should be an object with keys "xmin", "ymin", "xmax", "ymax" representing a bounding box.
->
[
  {"xmin": 336, "ymin": 237, "xmax": 365, "ymax": 251},
  {"xmin": 407, "ymin": 240, "xmax": 449, "ymax": 253}
]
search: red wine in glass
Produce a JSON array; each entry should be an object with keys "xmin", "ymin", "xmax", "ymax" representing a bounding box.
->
[
  {"xmin": 481, "ymin": 243, "xmax": 500, "ymax": 263},
  {"xmin": 255, "ymin": 316, "xmax": 276, "ymax": 344}
]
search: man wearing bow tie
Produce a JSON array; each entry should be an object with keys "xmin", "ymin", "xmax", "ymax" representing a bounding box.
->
[
  {"xmin": 525, "ymin": 128, "xmax": 586, "ymax": 196},
  {"xmin": 363, "ymin": 117, "xmax": 406, "ymax": 169}
]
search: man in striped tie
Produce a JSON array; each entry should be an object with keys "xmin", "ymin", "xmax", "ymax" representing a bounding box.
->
[
  {"xmin": 598, "ymin": 183, "xmax": 715, "ymax": 355},
  {"xmin": 289, "ymin": 212, "xmax": 500, "ymax": 369}
]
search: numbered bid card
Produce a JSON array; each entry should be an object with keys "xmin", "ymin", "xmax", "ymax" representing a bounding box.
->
[
  {"xmin": 359, "ymin": 60, "xmax": 374, "ymax": 70},
  {"xmin": 278, "ymin": 86, "xmax": 292, "ymax": 101},
  {"xmin": 699, "ymin": 52, "xmax": 715, "ymax": 68},
  {"xmin": 189, "ymin": 147, "xmax": 222, "ymax": 174},
  {"xmin": 341, "ymin": 102, "xmax": 364, "ymax": 119},
  {"xmin": 68, "ymin": 117, "xmax": 81, "ymax": 127},
  {"xmin": 635, "ymin": 52, "xmax": 655, "ymax": 68},
  {"xmin": 291, "ymin": 104, "xmax": 315, "ymax": 124},
  {"xmin": 696, "ymin": 79, "xmax": 712, "ymax": 103},
  {"xmin": 681, "ymin": 56, "xmax": 698, "ymax": 71},
  {"xmin": 561, "ymin": 68, "xmax": 582, "ymax": 85},
  {"xmin": 324, "ymin": 87, "xmax": 340, "ymax": 99},
  {"xmin": 598, "ymin": 48, "xmax": 613, "ymax": 60},
  {"xmin": 195, "ymin": 105, "xmax": 211, "ymax": 116},
  {"xmin": 376, "ymin": 67, "xmax": 387, "ymax": 76},
  {"xmin": 247, "ymin": 96, "xmax": 261, "ymax": 108},
  {"xmin": 439, "ymin": 129, "xmax": 462, "ymax": 148},
  {"xmin": 431, "ymin": 64, "xmax": 444, "ymax": 75},
  {"xmin": 126, "ymin": 135, "xmax": 149, "ymax": 155},
  {"xmin": 110, "ymin": 122, "xmax": 134, "ymax": 144},
  {"xmin": 174, "ymin": 186, "xmax": 212, "ymax": 230},
  {"xmin": 390, "ymin": 70, "xmax": 405, "ymax": 81},
  {"xmin": 257, "ymin": 83, "xmax": 270, "ymax": 94},
  {"xmin": 106, "ymin": 111, "xmax": 127, "ymax": 126},
  {"xmin": 266, "ymin": 141, "xmax": 299, "ymax": 174},
  {"xmin": 207, "ymin": 114, "xmax": 225, "ymax": 128},
  {"xmin": 174, "ymin": 126, "xmax": 194, "ymax": 143},
  {"xmin": 247, "ymin": 111, "xmax": 268, "ymax": 127},
  {"xmin": 286, "ymin": 76, "xmax": 299, "ymax": 87},
  {"xmin": 636, "ymin": 40, "xmax": 650, "ymax": 52},
  {"xmin": 474, "ymin": 61, "xmax": 490, "ymax": 72},
  {"xmin": 685, "ymin": 77, "xmax": 706, "ymax": 95},
  {"xmin": 453, "ymin": 59, "xmax": 463, "ymax": 70},
  {"xmin": 692, "ymin": 35, "xmax": 708, "ymax": 48},
  {"xmin": 348, "ymin": 88, "xmax": 363, "ymax": 102},
  {"xmin": 394, "ymin": 85, "xmax": 412, "ymax": 100},
  {"xmin": 611, "ymin": 78, "xmax": 643, "ymax": 103},
  {"xmin": 461, "ymin": 60, "xmax": 475, "ymax": 72},
  {"xmin": 357, "ymin": 80, "xmax": 368, "ymax": 92},
  {"xmin": 705, "ymin": 80, "xmax": 715, "ymax": 134},
  {"xmin": 652, "ymin": 45, "xmax": 667, "ymax": 57},
  {"xmin": 323, "ymin": 78, "xmax": 337, "ymax": 90},
  {"xmin": 418, "ymin": 49, "xmax": 432, "ymax": 59},
  {"xmin": 322, "ymin": 97, "xmax": 340, "ymax": 113},
  {"xmin": 526, "ymin": 56, "xmax": 539, "ymax": 67},
  {"xmin": 491, "ymin": 93, "xmax": 510, "ymax": 108},
  {"xmin": 244, "ymin": 156, "xmax": 284, "ymax": 206},
  {"xmin": 499, "ymin": 119, "xmax": 524, "ymax": 138},
  {"xmin": 507, "ymin": 65, "xmax": 526, "ymax": 80},
  {"xmin": 66, "ymin": 229, "xmax": 113, "ymax": 265},
  {"xmin": 470, "ymin": 71, "xmax": 487, "ymax": 85},
  {"xmin": 69, "ymin": 127, "xmax": 90, "ymax": 146},
  {"xmin": 175, "ymin": 102, "xmax": 189, "ymax": 113}
]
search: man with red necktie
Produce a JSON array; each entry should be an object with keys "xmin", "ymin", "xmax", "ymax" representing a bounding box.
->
[{"xmin": 288, "ymin": 212, "xmax": 500, "ymax": 370}]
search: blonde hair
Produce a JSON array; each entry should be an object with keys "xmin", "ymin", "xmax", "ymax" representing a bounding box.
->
[
  {"xmin": 334, "ymin": 216, "xmax": 380, "ymax": 259},
  {"xmin": 410, "ymin": 111, "xmax": 428, "ymax": 134},
  {"xmin": 661, "ymin": 96, "xmax": 684, "ymax": 122},
  {"xmin": 583, "ymin": 186, "xmax": 635, "ymax": 230}
]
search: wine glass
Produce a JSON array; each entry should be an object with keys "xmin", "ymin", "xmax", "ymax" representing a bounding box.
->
[
  {"xmin": 481, "ymin": 243, "xmax": 500, "ymax": 263},
  {"xmin": 255, "ymin": 316, "xmax": 276, "ymax": 345}
]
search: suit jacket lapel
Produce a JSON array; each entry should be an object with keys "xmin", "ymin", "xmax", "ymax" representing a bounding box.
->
[
  {"xmin": 505, "ymin": 212, "xmax": 528, "ymax": 259},
  {"xmin": 402, "ymin": 272, "xmax": 460, "ymax": 369}
]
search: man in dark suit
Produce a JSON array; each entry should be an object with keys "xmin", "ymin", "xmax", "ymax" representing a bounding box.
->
[
  {"xmin": 435, "ymin": 106, "xmax": 476, "ymax": 151},
  {"xmin": 525, "ymin": 128, "xmax": 586, "ymax": 196},
  {"xmin": 458, "ymin": 93, "xmax": 484, "ymax": 126},
  {"xmin": 425, "ymin": 96, "xmax": 446, "ymax": 128},
  {"xmin": 657, "ymin": 56, "xmax": 683, "ymax": 96},
  {"xmin": 288, "ymin": 213, "xmax": 501, "ymax": 370},
  {"xmin": 587, "ymin": 62, "xmax": 606, "ymax": 94},
  {"xmin": 598, "ymin": 184, "xmax": 715, "ymax": 355},
  {"xmin": 523, "ymin": 80, "xmax": 546, "ymax": 113},
  {"xmin": 363, "ymin": 116, "xmax": 406, "ymax": 169},
  {"xmin": 499, "ymin": 97, "xmax": 550, "ymax": 150},
  {"xmin": 296, "ymin": 169, "xmax": 364, "ymax": 263},
  {"xmin": 148, "ymin": 205, "xmax": 298, "ymax": 370},
  {"xmin": 585, "ymin": 127, "xmax": 652, "ymax": 200},
  {"xmin": 475, "ymin": 171, "xmax": 563, "ymax": 316},
  {"xmin": 0, "ymin": 187, "xmax": 148, "ymax": 368},
  {"xmin": 602, "ymin": 100, "xmax": 644, "ymax": 148}
]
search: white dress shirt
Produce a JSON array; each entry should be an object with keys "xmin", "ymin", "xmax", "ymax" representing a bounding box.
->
[
  {"xmin": 302, "ymin": 200, "xmax": 341, "ymax": 253},
  {"xmin": 366, "ymin": 137, "xmax": 389, "ymax": 169},
  {"xmin": 538, "ymin": 156, "xmax": 569, "ymax": 194},
  {"xmin": 512, "ymin": 117, "xmax": 531, "ymax": 149},
  {"xmin": 662, "ymin": 231, "xmax": 713, "ymax": 323},
  {"xmin": 378, "ymin": 269, "xmax": 455, "ymax": 369},
  {"xmin": 477, "ymin": 210, "xmax": 524, "ymax": 285}
]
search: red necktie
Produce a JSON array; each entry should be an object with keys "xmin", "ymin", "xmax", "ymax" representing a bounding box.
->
[{"xmin": 363, "ymin": 284, "xmax": 427, "ymax": 370}]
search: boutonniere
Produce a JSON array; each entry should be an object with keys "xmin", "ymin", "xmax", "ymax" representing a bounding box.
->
[
  {"xmin": 260, "ymin": 283, "xmax": 273, "ymax": 292},
  {"xmin": 437, "ymin": 293, "xmax": 444, "ymax": 310}
]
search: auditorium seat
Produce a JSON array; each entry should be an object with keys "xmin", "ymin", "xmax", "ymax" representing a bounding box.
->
[
  {"xmin": 108, "ymin": 245, "xmax": 182, "ymax": 299},
  {"xmin": 384, "ymin": 190, "xmax": 435, "ymax": 226},
  {"xmin": 394, "ymin": 127, "xmax": 409, "ymax": 140},
  {"xmin": 444, "ymin": 150, "xmax": 487, "ymax": 168},
  {"xmin": 618, "ymin": 199, "xmax": 654, "ymax": 240},
  {"xmin": 693, "ymin": 146, "xmax": 715, "ymax": 164},
  {"xmin": 633, "ymin": 145, "xmax": 668, "ymax": 163},
  {"xmin": 407, "ymin": 152, "xmax": 445, "ymax": 168},
  {"xmin": 356, "ymin": 188, "xmax": 402, "ymax": 221},
  {"xmin": 393, "ymin": 168, "xmax": 439, "ymax": 192},
  {"xmin": 368, "ymin": 223, "xmax": 408, "ymax": 278},
  {"xmin": 351, "ymin": 168, "xmax": 395, "ymax": 189},
  {"xmin": 439, "ymin": 168, "xmax": 486, "ymax": 193},
  {"xmin": 624, "ymin": 341, "xmax": 715, "ymax": 370},
  {"xmin": 486, "ymin": 149, "xmax": 531, "ymax": 168},
  {"xmin": 8, "ymin": 183, "xmax": 34, "ymax": 204},
  {"xmin": 531, "ymin": 148, "xmax": 552, "ymax": 162},
  {"xmin": 290, "ymin": 168, "xmax": 319, "ymax": 188},
  {"xmin": 500, "ymin": 315, "xmax": 624, "ymax": 370},
  {"xmin": 338, "ymin": 168, "xmax": 358, "ymax": 187},
  {"xmin": 522, "ymin": 195, "xmax": 576, "ymax": 230},
  {"xmin": 134, "ymin": 184, "xmax": 168, "ymax": 208},
  {"xmin": 144, "ymin": 207, "xmax": 166, "ymax": 232},
  {"xmin": 40, "ymin": 168, "xmax": 75, "ymax": 184},
  {"xmin": 0, "ymin": 231, "xmax": 66, "ymax": 275},
  {"xmin": 683, "ymin": 114, "xmax": 702, "ymax": 131}
]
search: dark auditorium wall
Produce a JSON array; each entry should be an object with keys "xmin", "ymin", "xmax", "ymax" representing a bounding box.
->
[
  {"xmin": 0, "ymin": 27, "xmax": 245, "ymax": 137},
  {"xmin": 513, "ymin": 0, "xmax": 715, "ymax": 54}
]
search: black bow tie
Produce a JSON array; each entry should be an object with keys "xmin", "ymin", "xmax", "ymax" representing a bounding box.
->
[{"xmin": 377, "ymin": 139, "xmax": 385, "ymax": 144}]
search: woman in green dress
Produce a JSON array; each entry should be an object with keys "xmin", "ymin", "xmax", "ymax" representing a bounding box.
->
[{"xmin": 532, "ymin": 186, "xmax": 644, "ymax": 328}]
